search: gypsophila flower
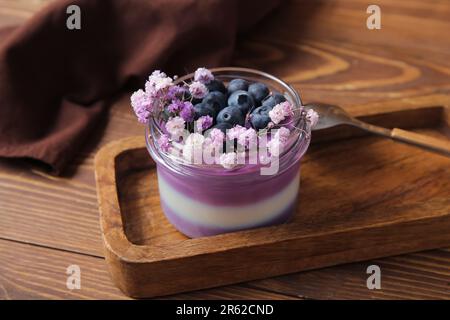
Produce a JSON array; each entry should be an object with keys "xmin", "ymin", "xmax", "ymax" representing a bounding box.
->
[
  {"xmin": 179, "ymin": 101, "xmax": 194, "ymax": 122},
  {"xmin": 227, "ymin": 125, "xmax": 247, "ymax": 140},
  {"xmin": 281, "ymin": 101, "xmax": 294, "ymax": 114},
  {"xmin": 158, "ymin": 134, "xmax": 171, "ymax": 152},
  {"xmin": 208, "ymin": 128, "xmax": 225, "ymax": 147},
  {"xmin": 267, "ymin": 138, "xmax": 283, "ymax": 157},
  {"xmin": 268, "ymin": 107, "xmax": 284, "ymax": 125},
  {"xmin": 167, "ymin": 99, "xmax": 185, "ymax": 113},
  {"xmin": 189, "ymin": 81, "xmax": 208, "ymax": 99},
  {"xmin": 203, "ymin": 132, "xmax": 224, "ymax": 162},
  {"xmin": 165, "ymin": 116, "xmax": 185, "ymax": 139},
  {"xmin": 274, "ymin": 127, "xmax": 290, "ymax": 145},
  {"xmin": 194, "ymin": 67, "xmax": 214, "ymax": 84},
  {"xmin": 269, "ymin": 101, "xmax": 293, "ymax": 124},
  {"xmin": 237, "ymin": 128, "xmax": 257, "ymax": 148},
  {"xmin": 219, "ymin": 152, "xmax": 237, "ymax": 169},
  {"xmin": 131, "ymin": 89, "xmax": 152, "ymax": 123},
  {"xmin": 146, "ymin": 70, "xmax": 173, "ymax": 100},
  {"xmin": 147, "ymin": 70, "xmax": 168, "ymax": 88},
  {"xmin": 202, "ymin": 136, "xmax": 213, "ymax": 152},
  {"xmin": 183, "ymin": 133, "xmax": 205, "ymax": 162},
  {"xmin": 196, "ymin": 115, "xmax": 213, "ymax": 132},
  {"xmin": 267, "ymin": 127, "xmax": 290, "ymax": 156},
  {"xmin": 166, "ymin": 85, "xmax": 186, "ymax": 100},
  {"xmin": 149, "ymin": 70, "xmax": 166, "ymax": 79},
  {"xmin": 306, "ymin": 109, "xmax": 319, "ymax": 127}
]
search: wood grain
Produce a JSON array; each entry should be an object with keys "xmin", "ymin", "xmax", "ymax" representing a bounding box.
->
[
  {"xmin": 247, "ymin": 250, "xmax": 450, "ymax": 300},
  {"xmin": 0, "ymin": 239, "xmax": 298, "ymax": 300},
  {"xmin": 0, "ymin": 239, "xmax": 127, "ymax": 300},
  {"xmin": 390, "ymin": 127, "xmax": 450, "ymax": 156},
  {"xmin": 1, "ymin": 0, "xmax": 450, "ymax": 299}
]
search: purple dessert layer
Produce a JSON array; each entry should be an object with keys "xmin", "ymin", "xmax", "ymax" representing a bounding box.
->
[
  {"xmin": 160, "ymin": 200, "xmax": 297, "ymax": 238},
  {"xmin": 157, "ymin": 161, "xmax": 301, "ymax": 206}
]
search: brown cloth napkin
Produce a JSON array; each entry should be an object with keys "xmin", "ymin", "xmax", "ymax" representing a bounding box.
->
[{"xmin": 0, "ymin": 0, "xmax": 279, "ymax": 174}]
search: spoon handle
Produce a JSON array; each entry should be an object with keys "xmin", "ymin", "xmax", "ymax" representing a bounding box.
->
[
  {"xmin": 390, "ymin": 128, "xmax": 450, "ymax": 157},
  {"xmin": 353, "ymin": 120, "xmax": 450, "ymax": 157}
]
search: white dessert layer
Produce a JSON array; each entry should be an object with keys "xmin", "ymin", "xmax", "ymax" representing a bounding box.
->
[{"xmin": 157, "ymin": 171, "xmax": 300, "ymax": 229}]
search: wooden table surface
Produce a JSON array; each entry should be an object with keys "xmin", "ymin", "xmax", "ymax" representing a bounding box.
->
[{"xmin": 1, "ymin": 0, "xmax": 449, "ymax": 299}]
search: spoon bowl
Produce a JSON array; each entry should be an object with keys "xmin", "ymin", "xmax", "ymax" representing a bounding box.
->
[{"xmin": 303, "ymin": 103, "xmax": 450, "ymax": 157}]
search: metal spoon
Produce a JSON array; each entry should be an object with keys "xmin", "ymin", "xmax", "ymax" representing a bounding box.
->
[{"xmin": 304, "ymin": 103, "xmax": 450, "ymax": 157}]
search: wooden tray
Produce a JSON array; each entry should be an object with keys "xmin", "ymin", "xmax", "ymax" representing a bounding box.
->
[{"xmin": 95, "ymin": 94, "xmax": 450, "ymax": 298}]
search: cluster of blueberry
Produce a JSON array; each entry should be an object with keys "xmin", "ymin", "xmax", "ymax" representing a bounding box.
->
[{"xmin": 192, "ymin": 78, "xmax": 287, "ymax": 132}]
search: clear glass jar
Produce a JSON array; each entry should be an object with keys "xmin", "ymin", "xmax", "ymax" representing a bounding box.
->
[{"xmin": 146, "ymin": 67, "xmax": 311, "ymax": 238}]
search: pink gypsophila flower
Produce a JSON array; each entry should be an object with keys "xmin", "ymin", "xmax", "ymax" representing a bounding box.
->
[
  {"xmin": 166, "ymin": 85, "xmax": 186, "ymax": 100},
  {"xmin": 196, "ymin": 115, "xmax": 213, "ymax": 132},
  {"xmin": 131, "ymin": 89, "xmax": 152, "ymax": 123},
  {"xmin": 274, "ymin": 127, "xmax": 290, "ymax": 145},
  {"xmin": 267, "ymin": 138, "xmax": 283, "ymax": 157},
  {"xmin": 167, "ymin": 99, "xmax": 185, "ymax": 113},
  {"xmin": 267, "ymin": 127, "xmax": 291, "ymax": 156},
  {"xmin": 165, "ymin": 116, "xmax": 185, "ymax": 139},
  {"xmin": 179, "ymin": 101, "xmax": 194, "ymax": 122},
  {"xmin": 157, "ymin": 134, "xmax": 171, "ymax": 152},
  {"xmin": 189, "ymin": 81, "xmax": 208, "ymax": 99},
  {"xmin": 194, "ymin": 67, "xmax": 214, "ymax": 84},
  {"xmin": 226, "ymin": 125, "xmax": 247, "ymax": 140},
  {"xmin": 203, "ymin": 129, "xmax": 224, "ymax": 161},
  {"xmin": 208, "ymin": 128, "xmax": 225, "ymax": 147},
  {"xmin": 237, "ymin": 128, "xmax": 257, "ymax": 148},
  {"xmin": 269, "ymin": 101, "xmax": 293, "ymax": 124}
]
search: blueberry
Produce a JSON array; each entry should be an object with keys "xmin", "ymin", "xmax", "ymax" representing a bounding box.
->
[
  {"xmin": 261, "ymin": 93, "xmax": 287, "ymax": 108},
  {"xmin": 227, "ymin": 90, "xmax": 255, "ymax": 115},
  {"xmin": 248, "ymin": 82, "xmax": 270, "ymax": 105},
  {"xmin": 227, "ymin": 79, "xmax": 249, "ymax": 95},
  {"xmin": 252, "ymin": 105, "xmax": 272, "ymax": 116},
  {"xmin": 211, "ymin": 122, "xmax": 233, "ymax": 134},
  {"xmin": 203, "ymin": 91, "xmax": 227, "ymax": 113},
  {"xmin": 250, "ymin": 106, "xmax": 272, "ymax": 129},
  {"xmin": 194, "ymin": 103, "xmax": 217, "ymax": 120},
  {"xmin": 206, "ymin": 79, "xmax": 227, "ymax": 94},
  {"xmin": 217, "ymin": 106, "xmax": 245, "ymax": 126}
]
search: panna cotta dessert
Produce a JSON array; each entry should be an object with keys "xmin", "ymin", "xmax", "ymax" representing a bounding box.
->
[{"xmin": 131, "ymin": 67, "xmax": 318, "ymax": 238}]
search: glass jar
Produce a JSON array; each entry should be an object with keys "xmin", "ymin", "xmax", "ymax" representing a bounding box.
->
[{"xmin": 146, "ymin": 67, "xmax": 311, "ymax": 238}]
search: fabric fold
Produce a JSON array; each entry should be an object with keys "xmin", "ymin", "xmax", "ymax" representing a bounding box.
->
[{"xmin": 0, "ymin": 0, "xmax": 279, "ymax": 173}]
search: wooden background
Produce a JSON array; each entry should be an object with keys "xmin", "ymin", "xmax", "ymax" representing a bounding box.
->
[{"xmin": 0, "ymin": 0, "xmax": 449, "ymax": 299}]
